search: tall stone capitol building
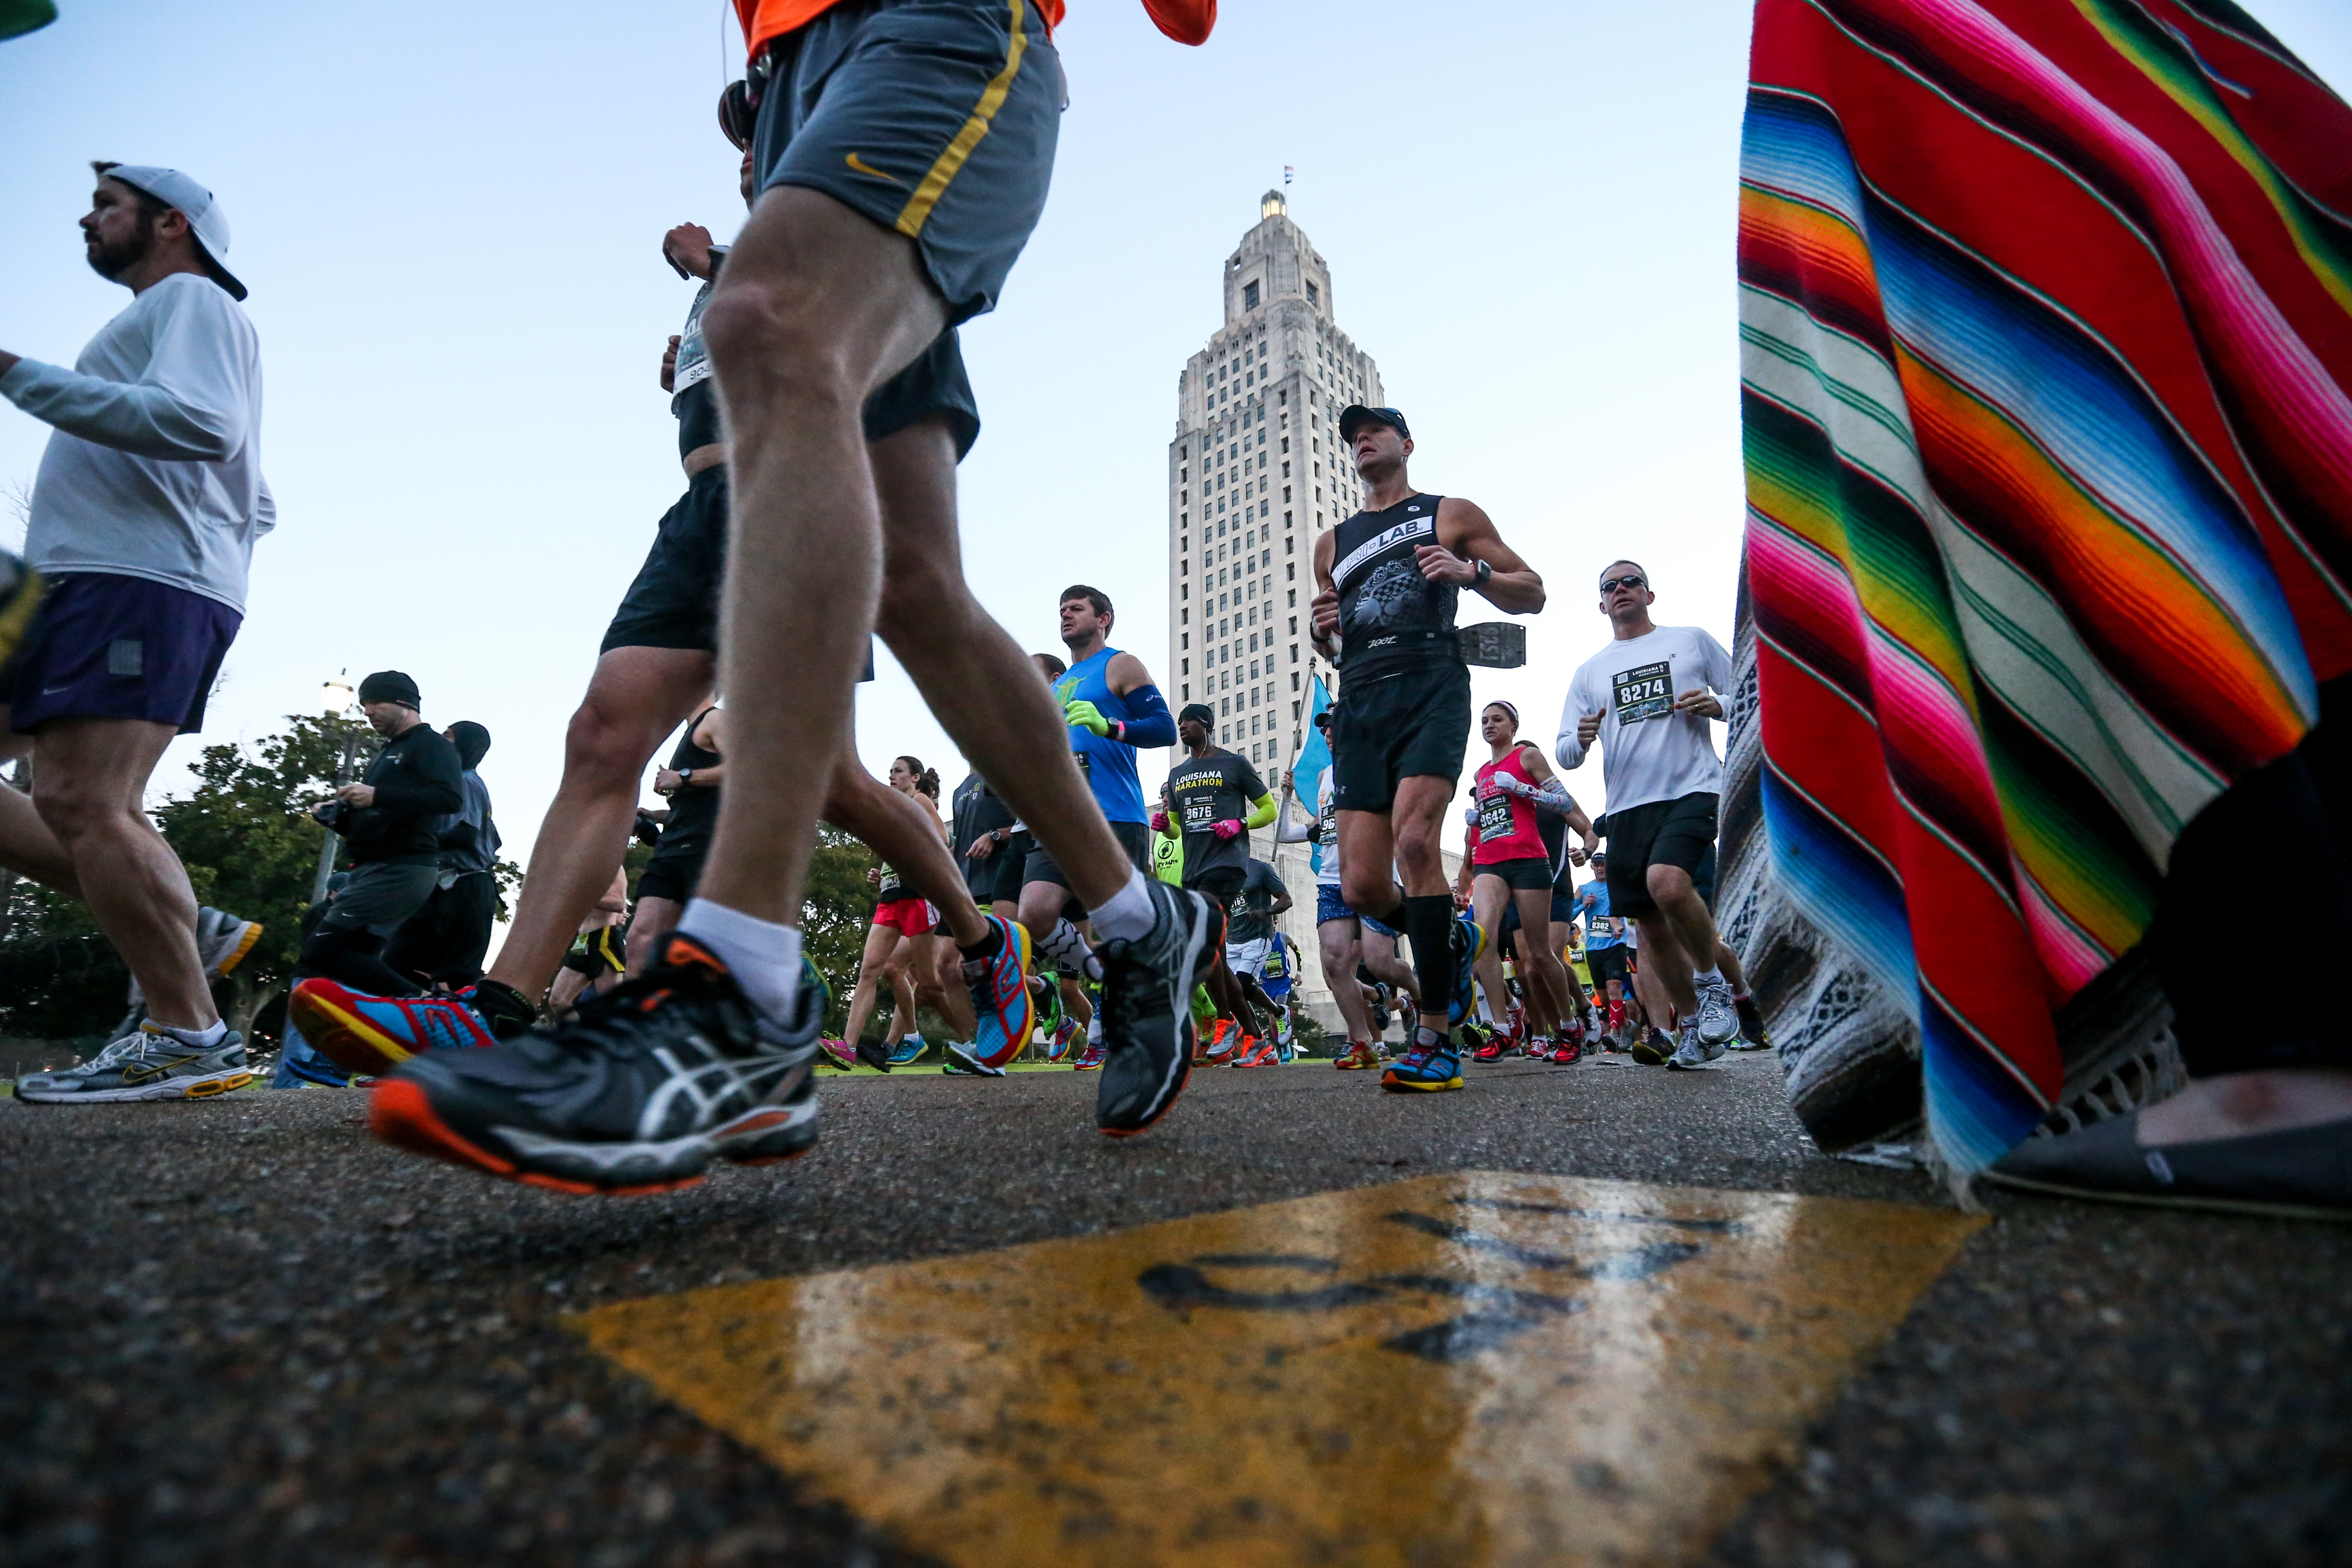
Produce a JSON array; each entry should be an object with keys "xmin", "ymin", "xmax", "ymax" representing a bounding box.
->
[
  {"xmin": 1161, "ymin": 191, "xmax": 1416, "ymax": 1031},
  {"xmin": 1163, "ymin": 190, "xmax": 1384, "ymax": 772}
]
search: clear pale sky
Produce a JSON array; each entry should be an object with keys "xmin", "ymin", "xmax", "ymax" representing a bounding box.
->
[{"xmin": 3, "ymin": 1, "xmax": 2346, "ymax": 903}]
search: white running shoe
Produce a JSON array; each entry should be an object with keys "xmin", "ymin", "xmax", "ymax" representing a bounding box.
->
[
  {"xmin": 1694, "ymin": 977, "xmax": 1740, "ymax": 1046},
  {"xmin": 1666, "ymin": 1020, "xmax": 1725, "ymax": 1070},
  {"xmin": 16, "ymin": 1024, "xmax": 254, "ymax": 1103}
]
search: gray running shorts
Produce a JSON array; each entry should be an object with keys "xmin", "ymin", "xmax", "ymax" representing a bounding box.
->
[{"xmin": 751, "ymin": 0, "xmax": 1063, "ymax": 327}]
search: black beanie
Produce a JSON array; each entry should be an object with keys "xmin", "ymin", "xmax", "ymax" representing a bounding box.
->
[
  {"xmin": 358, "ymin": 670, "xmax": 421, "ymax": 708},
  {"xmin": 447, "ymin": 720, "xmax": 490, "ymax": 770},
  {"xmin": 1179, "ymin": 702, "xmax": 1215, "ymax": 727}
]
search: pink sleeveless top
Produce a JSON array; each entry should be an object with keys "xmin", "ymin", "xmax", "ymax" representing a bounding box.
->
[{"xmin": 1472, "ymin": 749, "xmax": 1547, "ymax": 865}]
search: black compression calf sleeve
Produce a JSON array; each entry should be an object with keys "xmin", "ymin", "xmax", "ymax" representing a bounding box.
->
[
  {"xmin": 299, "ymin": 927, "xmax": 422, "ymax": 998},
  {"xmin": 1401, "ymin": 895, "xmax": 1456, "ymax": 1044}
]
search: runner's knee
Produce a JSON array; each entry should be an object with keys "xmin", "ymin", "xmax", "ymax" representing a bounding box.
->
[
  {"xmin": 700, "ymin": 283, "xmax": 864, "ymax": 409},
  {"xmin": 563, "ymin": 696, "xmax": 662, "ymax": 790},
  {"xmin": 1339, "ymin": 869, "xmax": 1389, "ymax": 916},
  {"xmin": 875, "ymin": 552, "xmax": 970, "ymax": 648},
  {"xmin": 1392, "ymin": 817, "xmax": 1441, "ymax": 877},
  {"xmin": 1646, "ymin": 862, "xmax": 1694, "ymax": 905},
  {"xmin": 29, "ymin": 781, "xmax": 125, "ymax": 847}
]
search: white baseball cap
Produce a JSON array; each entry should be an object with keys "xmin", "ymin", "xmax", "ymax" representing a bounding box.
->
[{"xmin": 97, "ymin": 164, "xmax": 245, "ymax": 301}]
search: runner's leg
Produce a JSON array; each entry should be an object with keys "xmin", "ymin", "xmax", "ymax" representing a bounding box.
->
[
  {"xmin": 909, "ymin": 934, "xmax": 963, "ymax": 1036},
  {"xmin": 867, "ymin": 419, "xmax": 1142, "ymax": 921},
  {"xmin": 486, "ymin": 647, "xmax": 713, "ymax": 1001},
  {"xmin": 625, "ymin": 895, "xmax": 686, "ymax": 977},
  {"xmin": 1358, "ymin": 926, "xmax": 1418, "ymax": 1008},
  {"xmin": 0, "ymin": 746, "xmax": 83, "ymax": 897},
  {"xmin": 32, "ymin": 718, "xmax": 212, "ymax": 1029},
  {"xmin": 691, "ymin": 186, "xmax": 947, "ymax": 992},
  {"xmin": 841, "ymin": 921, "xmax": 906, "ymax": 1049},
  {"xmin": 883, "ymin": 951, "xmax": 919, "ymax": 1046},
  {"xmin": 1642, "ymin": 863, "xmax": 1712, "ymax": 1021},
  {"xmin": 1318, "ymin": 916, "xmax": 1374, "ymax": 1044},
  {"xmin": 823, "ymin": 758, "xmax": 988, "ymax": 949},
  {"xmin": 1470, "ymin": 875, "xmax": 1513, "ymax": 1033},
  {"xmin": 1341, "ymin": 778, "xmax": 1456, "ymax": 1044},
  {"xmin": 1516, "ymin": 887, "xmax": 1572, "ymax": 1039}
]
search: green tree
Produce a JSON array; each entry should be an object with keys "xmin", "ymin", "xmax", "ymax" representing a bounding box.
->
[{"xmin": 803, "ymin": 823, "xmax": 878, "ymax": 1036}]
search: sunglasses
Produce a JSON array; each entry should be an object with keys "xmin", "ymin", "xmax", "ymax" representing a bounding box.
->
[{"xmin": 1598, "ymin": 574, "xmax": 1647, "ymax": 593}]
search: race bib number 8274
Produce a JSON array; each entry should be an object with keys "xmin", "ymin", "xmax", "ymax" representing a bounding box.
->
[{"xmin": 1612, "ymin": 661, "xmax": 1672, "ymax": 726}]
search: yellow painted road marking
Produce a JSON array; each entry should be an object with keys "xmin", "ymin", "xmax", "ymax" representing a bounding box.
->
[{"xmin": 572, "ymin": 1173, "xmax": 1982, "ymax": 1567}]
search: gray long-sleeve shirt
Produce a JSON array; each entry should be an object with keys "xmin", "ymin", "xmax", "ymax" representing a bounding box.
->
[{"xmin": 0, "ymin": 272, "xmax": 271, "ymax": 612}]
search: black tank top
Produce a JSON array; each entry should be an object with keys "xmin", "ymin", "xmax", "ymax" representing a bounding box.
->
[
  {"xmin": 1332, "ymin": 493, "xmax": 1462, "ymax": 680},
  {"xmin": 657, "ymin": 707, "xmax": 722, "ymax": 859}
]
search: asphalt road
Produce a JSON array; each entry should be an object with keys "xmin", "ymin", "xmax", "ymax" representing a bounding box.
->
[{"xmin": 3, "ymin": 1052, "xmax": 2346, "ymax": 1567}]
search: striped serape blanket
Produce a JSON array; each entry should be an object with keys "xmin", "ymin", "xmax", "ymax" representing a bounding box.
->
[{"xmin": 1725, "ymin": 0, "xmax": 2352, "ymax": 1181}]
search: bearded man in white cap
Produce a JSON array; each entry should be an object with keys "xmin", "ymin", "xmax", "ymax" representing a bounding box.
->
[{"xmin": 0, "ymin": 162, "xmax": 270, "ymax": 1104}]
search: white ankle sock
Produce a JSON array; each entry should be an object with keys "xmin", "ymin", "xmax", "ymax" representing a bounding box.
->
[
  {"xmin": 1088, "ymin": 869, "xmax": 1155, "ymax": 944},
  {"xmin": 152, "ymin": 1019, "xmax": 227, "ymax": 1049},
  {"xmin": 676, "ymin": 899, "xmax": 803, "ymax": 1021},
  {"xmin": 1695, "ymin": 965, "xmax": 1725, "ymax": 987}
]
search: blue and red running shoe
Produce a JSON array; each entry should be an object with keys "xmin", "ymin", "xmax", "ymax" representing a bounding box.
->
[
  {"xmin": 962, "ymin": 912, "xmax": 1036, "ymax": 1069},
  {"xmin": 1380, "ymin": 1041, "xmax": 1465, "ymax": 1093},
  {"xmin": 288, "ymin": 980, "xmax": 500, "ymax": 1078}
]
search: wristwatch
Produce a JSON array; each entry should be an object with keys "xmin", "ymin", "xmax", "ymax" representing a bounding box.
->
[
  {"xmin": 677, "ymin": 767, "xmax": 696, "ymax": 786},
  {"xmin": 1471, "ymin": 559, "xmax": 1493, "ymax": 589}
]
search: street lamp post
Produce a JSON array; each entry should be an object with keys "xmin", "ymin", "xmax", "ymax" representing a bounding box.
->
[{"xmin": 309, "ymin": 671, "xmax": 362, "ymax": 908}]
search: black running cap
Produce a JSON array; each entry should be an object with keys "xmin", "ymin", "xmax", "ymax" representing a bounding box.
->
[
  {"xmin": 1313, "ymin": 707, "xmax": 1331, "ymax": 728},
  {"xmin": 1179, "ymin": 702, "xmax": 1215, "ymax": 726},
  {"xmin": 358, "ymin": 670, "xmax": 421, "ymax": 708},
  {"xmin": 1338, "ymin": 404, "xmax": 1408, "ymax": 441}
]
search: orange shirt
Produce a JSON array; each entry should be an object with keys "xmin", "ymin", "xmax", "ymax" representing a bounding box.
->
[{"xmin": 733, "ymin": 0, "xmax": 1212, "ymax": 59}]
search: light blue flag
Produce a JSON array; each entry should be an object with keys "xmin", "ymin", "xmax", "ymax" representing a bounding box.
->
[{"xmin": 1289, "ymin": 674, "xmax": 1334, "ymax": 874}]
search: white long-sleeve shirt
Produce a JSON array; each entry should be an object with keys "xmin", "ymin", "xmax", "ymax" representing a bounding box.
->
[
  {"xmin": 0, "ymin": 272, "xmax": 271, "ymax": 612},
  {"xmin": 1556, "ymin": 624, "xmax": 1734, "ymax": 813}
]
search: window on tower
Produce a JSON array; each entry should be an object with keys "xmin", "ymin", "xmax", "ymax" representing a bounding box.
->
[
  {"xmin": 1244, "ymin": 279, "xmax": 1260, "ymax": 310},
  {"xmin": 1307, "ymin": 281, "xmax": 1319, "ymax": 305}
]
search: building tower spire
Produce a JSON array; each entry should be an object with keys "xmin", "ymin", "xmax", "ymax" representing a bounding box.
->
[{"xmin": 1163, "ymin": 196, "xmax": 1385, "ymax": 769}]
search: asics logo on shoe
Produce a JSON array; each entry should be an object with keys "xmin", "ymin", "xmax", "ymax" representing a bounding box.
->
[{"xmin": 637, "ymin": 1046, "xmax": 803, "ymax": 1138}]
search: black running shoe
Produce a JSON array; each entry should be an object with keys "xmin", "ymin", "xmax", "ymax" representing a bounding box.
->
[
  {"xmin": 1093, "ymin": 879, "xmax": 1215, "ymax": 1137},
  {"xmin": 1728, "ymin": 994, "xmax": 1774, "ymax": 1051},
  {"xmin": 370, "ymin": 932, "xmax": 819, "ymax": 1195}
]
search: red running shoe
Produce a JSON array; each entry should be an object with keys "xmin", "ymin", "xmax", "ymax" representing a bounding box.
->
[
  {"xmin": 1333, "ymin": 1041, "xmax": 1379, "ymax": 1070},
  {"xmin": 1471, "ymin": 1036, "xmax": 1507, "ymax": 1063},
  {"xmin": 1547, "ymin": 1037, "xmax": 1583, "ymax": 1065}
]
